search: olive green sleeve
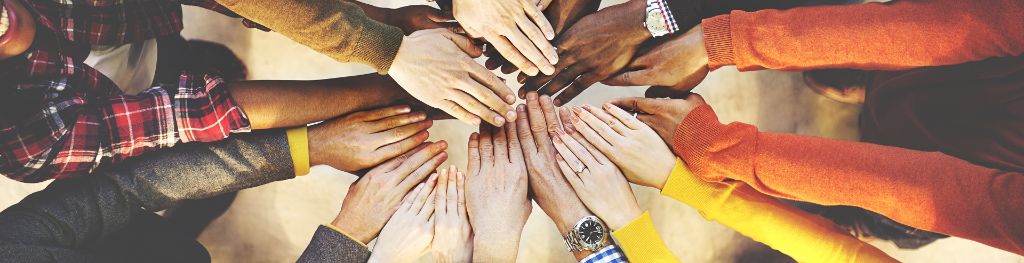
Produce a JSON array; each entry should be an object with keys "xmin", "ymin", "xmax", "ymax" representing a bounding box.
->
[{"xmin": 216, "ymin": 0, "xmax": 405, "ymax": 74}]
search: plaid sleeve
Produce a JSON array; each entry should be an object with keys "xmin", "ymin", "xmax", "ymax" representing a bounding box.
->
[
  {"xmin": 0, "ymin": 73, "xmax": 249, "ymax": 182},
  {"xmin": 580, "ymin": 245, "xmax": 629, "ymax": 263}
]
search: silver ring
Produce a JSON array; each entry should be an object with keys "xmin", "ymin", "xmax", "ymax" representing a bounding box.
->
[
  {"xmin": 632, "ymin": 112, "xmax": 638, "ymax": 118},
  {"xmin": 573, "ymin": 163, "xmax": 586, "ymax": 174}
]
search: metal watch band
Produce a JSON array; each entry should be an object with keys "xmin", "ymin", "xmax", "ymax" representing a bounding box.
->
[{"xmin": 645, "ymin": 0, "xmax": 680, "ymax": 37}]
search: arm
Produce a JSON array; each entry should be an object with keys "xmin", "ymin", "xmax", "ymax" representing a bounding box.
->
[
  {"xmin": 673, "ymin": 103, "xmax": 1024, "ymax": 256},
  {"xmin": 659, "ymin": 159, "xmax": 898, "ymax": 262},
  {"xmin": 214, "ymin": 0, "xmax": 404, "ymax": 73},
  {"xmin": 703, "ymin": 0, "xmax": 1024, "ymax": 71},
  {"xmin": 297, "ymin": 225, "xmax": 371, "ymax": 263},
  {"xmin": 228, "ymin": 73, "xmax": 410, "ymax": 129},
  {"xmin": 0, "ymin": 130, "xmax": 292, "ymax": 260}
]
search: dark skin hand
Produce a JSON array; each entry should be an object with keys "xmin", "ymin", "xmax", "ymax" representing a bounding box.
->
[
  {"xmin": 483, "ymin": 0, "xmax": 601, "ymax": 74},
  {"xmin": 518, "ymin": 0, "xmax": 651, "ymax": 104},
  {"xmin": 607, "ymin": 93, "xmax": 707, "ymax": 149},
  {"xmin": 602, "ymin": 26, "xmax": 710, "ymax": 97},
  {"xmin": 349, "ymin": 1, "xmax": 460, "ymax": 35}
]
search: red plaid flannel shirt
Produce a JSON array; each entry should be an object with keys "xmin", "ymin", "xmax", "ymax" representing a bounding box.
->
[{"xmin": 0, "ymin": 0, "xmax": 262, "ymax": 183}]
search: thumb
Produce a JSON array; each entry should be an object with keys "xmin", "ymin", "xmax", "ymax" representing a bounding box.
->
[
  {"xmin": 439, "ymin": 29, "xmax": 483, "ymax": 58},
  {"xmin": 428, "ymin": 8, "xmax": 454, "ymax": 22},
  {"xmin": 602, "ymin": 68, "xmax": 653, "ymax": 87},
  {"xmin": 645, "ymin": 86, "xmax": 692, "ymax": 99}
]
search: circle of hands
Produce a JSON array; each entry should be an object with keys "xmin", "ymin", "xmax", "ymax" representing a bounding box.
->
[
  {"xmin": 324, "ymin": 0, "xmax": 715, "ymax": 261},
  {"xmin": 327, "ymin": 91, "xmax": 707, "ymax": 263}
]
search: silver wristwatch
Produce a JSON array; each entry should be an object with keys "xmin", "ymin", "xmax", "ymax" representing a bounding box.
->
[
  {"xmin": 563, "ymin": 216, "xmax": 610, "ymax": 252},
  {"xmin": 644, "ymin": 0, "xmax": 679, "ymax": 37}
]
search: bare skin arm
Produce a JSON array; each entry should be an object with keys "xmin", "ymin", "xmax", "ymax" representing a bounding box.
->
[{"xmin": 227, "ymin": 74, "xmax": 412, "ymax": 129}]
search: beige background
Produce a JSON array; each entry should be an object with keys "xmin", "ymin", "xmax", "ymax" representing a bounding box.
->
[{"xmin": 1, "ymin": 1, "xmax": 1023, "ymax": 262}]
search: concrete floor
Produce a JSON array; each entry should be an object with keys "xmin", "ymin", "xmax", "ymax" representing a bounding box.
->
[{"xmin": 2, "ymin": 2, "xmax": 1023, "ymax": 262}]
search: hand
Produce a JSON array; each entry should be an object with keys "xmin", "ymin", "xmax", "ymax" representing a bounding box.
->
[
  {"xmin": 515, "ymin": 92, "xmax": 590, "ymax": 234},
  {"xmin": 389, "ymin": 28, "xmax": 516, "ymax": 126},
  {"xmin": 466, "ymin": 122, "xmax": 531, "ymax": 262},
  {"xmin": 453, "ymin": 0, "xmax": 558, "ymax": 76},
  {"xmin": 519, "ymin": 0, "xmax": 651, "ymax": 104},
  {"xmin": 386, "ymin": 5, "xmax": 459, "ymax": 35},
  {"xmin": 432, "ymin": 166, "xmax": 473, "ymax": 263},
  {"xmin": 607, "ymin": 94, "xmax": 707, "ymax": 151},
  {"xmin": 484, "ymin": 0, "xmax": 601, "ymax": 74},
  {"xmin": 368, "ymin": 179, "xmax": 438, "ymax": 263},
  {"xmin": 551, "ymin": 126, "xmax": 643, "ymax": 230},
  {"xmin": 332, "ymin": 142, "xmax": 448, "ymax": 244},
  {"xmin": 603, "ymin": 26, "xmax": 710, "ymax": 96},
  {"xmin": 309, "ymin": 105, "xmax": 432, "ymax": 172},
  {"xmin": 559, "ymin": 104, "xmax": 674, "ymax": 189}
]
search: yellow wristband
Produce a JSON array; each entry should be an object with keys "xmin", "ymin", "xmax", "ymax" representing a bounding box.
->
[{"xmin": 286, "ymin": 126, "xmax": 310, "ymax": 176}]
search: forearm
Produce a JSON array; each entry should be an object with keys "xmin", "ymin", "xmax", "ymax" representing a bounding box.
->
[
  {"xmin": 546, "ymin": 0, "xmax": 601, "ymax": 34},
  {"xmin": 701, "ymin": 0, "xmax": 1024, "ymax": 71},
  {"xmin": 228, "ymin": 74, "xmax": 410, "ymax": 129},
  {"xmin": 673, "ymin": 105, "xmax": 1024, "ymax": 255},
  {"xmin": 346, "ymin": 1, "xmax": 390, "ymax": 25}
]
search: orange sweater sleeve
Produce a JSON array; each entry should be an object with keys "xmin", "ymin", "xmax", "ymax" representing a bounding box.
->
[
  {"xmin": 671, "ymin": 104, "xmax": 1024, "ymax": 256},
  {"xmin": 701, "ymin": 0, "xmax": 1024, "ymax": 71}
]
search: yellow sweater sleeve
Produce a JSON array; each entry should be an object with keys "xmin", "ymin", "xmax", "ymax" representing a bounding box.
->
[
  {"xmin": 661, "ymin": 159, "xmax": 898, "ymax": 263},
  {"xmin": 611, "ymin": 211, "xmax": 682, "ymax": 263},
  {"xmin": 215, "ymin": 0, "xmax": 404, "ymax": 74}
]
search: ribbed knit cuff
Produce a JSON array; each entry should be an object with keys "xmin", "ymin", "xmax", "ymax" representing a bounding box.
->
[
  {"xmin": 701, "ymin": 15, "xmax": 734, "ymax": 70},
  {"xmin": 351, "ymin": 21, "xmax": 405, "ymax": 74},
  {"xmin": 661, "ymin": 159, "xmax": 727, "ymax": 220},
  {"xmin": 610, "ymin": 211, "xmax": 680, "ymax": 263},
  {"xmin": 671, "ymin": 104, "xmax": 725, "ymax": 181}
]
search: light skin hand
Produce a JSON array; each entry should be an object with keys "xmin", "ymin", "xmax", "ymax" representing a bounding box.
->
[
  {"xmin": 309, "ymin": 105, "xmax": 433, "ymax": 172},
  {"xmin": 484, "ymin": 0, "xmax": 602, "ymax": 75},
  {"xmin": 432, "ymin": 166, "xmax": 473, "ymax": 263},
  {"xmin": 559, "ymin": 104, "xmax": 675, "ymax": 189},
  {"xmin": 332, "ymin": 142, "xmax": 449, "ymax": 244},
  {"xmin": 368, "ymin": 179, "xmax": 438, "ymax": 263},
  {"xmin": 388, "ymin": 28, "xmax": 517, "ymax": 127},
  {"xmin": 516, "ymin": 92, "xmax": 594, "ymax": 260},
  {"xmin": 465, "ymin": 123, "xmax": 531, "ymax": 263},
  {"xmin": 606, "ymin": 94, "xmax": 708, "ymax": 151},
  {"xmin": 551, "ymin": 128, "xmax": 643, "ymax": 230},
  {"xmin": 454, "ymin": 0, "xmax": 558, "ymax": 76},
  {"xmin": 519, "ymin": 0, "xmax": 651, "ymax": 104},
  {"xmin": 603, "ymin": 26, "xmax": 710, "ymax": 96}
]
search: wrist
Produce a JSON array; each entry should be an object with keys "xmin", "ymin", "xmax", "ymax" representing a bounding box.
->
[
  {"xmin": 623, "ymin": 0, "xmax": 653, "ymax": 42},
  {"xmin": 554, "ymin": 209, "xmax": 593, "ymax": 235},
  {"xmin": 607, "ymin": 206, "xmax": 644, "ymax": 230},
  {"xmin": 331, "ymin": 215, "xmax": 375, "ymax": 244},
  {"xmin": 472, "ymin": 233, "xmax": 520, "ymax": 261}
]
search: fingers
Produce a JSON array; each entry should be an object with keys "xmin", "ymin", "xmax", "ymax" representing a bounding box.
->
[
  {"xmin": 582, "ymin": 105, "xmax": 629, "ymax": 135},
  {"xmin": 566, "ymin": 108, "xmax": 614, "ymax": 153},
  {"xmin": 552, "ymin": 136, "xmax": 587, "ymax": 176},
  {"xmin": 456, "ymin": 170, "xmax": 467, "ymax": 219},
  {"xmin": 525, "ymin": 92, "xmax": 553, "ymax": 149},
  {"xmin": 351, "ymin": 105, "xmax": 413, "ymax": 122},
  {"xmin": 467, "ymin": 132, "xmax": 482, "ymax": 177},
  {"xmin": 555, "ymin": 154, "xmax": 584, "ymax": 190},
  {"xmin": 464, "ymin": 61, "xmax": 517, "ymax": 106},
  {"xmin": 602, "ymin": 103, "xmax": 645, "ymax": 130},
  {"xmin": 514, "ymin": 104, "xmax": 539, "ymax": 153},
  {"xmin": 553, "ymin": 72, "xmax": 601, "ymax": 104},
  {"xmin": 434, "ymin": 170, "xmax": 448, "ymax": 215},
  {"xmin": 401, "ymin": 182, "xmax": 428, "ymax": 211},
  {"xmin": 478, "ymin": 124, "xmax": 495, "ymax": 165},
  {"xmin": 505, "ymin": 116, "xmax": 525, "ymax": 164},
  {"xmin": 492, "ymin": 124, "xmax": 509, "ymax": 163},
  {"xmin": 553, "ymin": 131, "xmax": 598, "ymax": 168},
  {"xmin": 377, "ymin": 143, "xmax": 431, "ymax": 173},
  {"xmin": 573, "ymin": 107, "xmax": 623, "ymax": 143},
  {"xmin": 536, "ymin": 65, "xmax": 584, "ymax": 99},
  {"xmin": 374, "ymin": 130, "xmax": 431, "ymax": 163},
  {"xmin": 375, "ymin": 119, "xmax": 432, "ymax": 147},
  {"xmin": 490, "ymin": 37, "xmax": 539, "ymax": 76},
  {"xmin": 602, "ymin": 68, "xmax": 653, "ymax": 87},
  {"xmin": 608, "ymin": 97, "xmax": 663, "ymax": 116},
  {"xmin": 427, "ymin": 7, "xmax": 453, "ymax": 22},
  {"xmin": 438, "ymin": 99, "xmax": 481, "ymax": 126},
  {"xmin": 396, "ymin": 142, "xmax": 449, "ymax": 190},
  {"xmin": 370, "ymin": 111, "xmax": 428, "ymax": 132},
  {"xmin": 558, "ymin": 107, "xmax": 577, "ymax": 134},
  {"xmin": 645, "ymin": 86, "xmax": 691, "ymax": 99},
  {"xmin": 445, "ymin": 166, "xmax": 458, "ymax": 218},
  {"xmin": 450, "ymin": 89, "xmax": 507, "ymax": 126},
  {"xmin": 561, "ymin": 108, "xmax": 610, "ymax": 164},
  {"xmin": 441, "ymin": 30, "xmax": 484, "ymax": 58},
  {"xmin": 503, "ymin": 27, "xmax": 555, "ymax": 75},
  {"xmin": 515, "ymin": 14, "xmax": 557, "ymax": 64},
  {"xmin": 413, "ymin": 176, "xmax": 437, "ymax": 217},
  {"xmin": 539, "ymin": 95, "xmax": 562, "ymax": 136}
]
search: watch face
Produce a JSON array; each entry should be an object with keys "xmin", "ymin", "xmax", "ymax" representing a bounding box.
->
[
  {"xmin": 646, "ymin": 10, "xmax": 668, "ymax": 34},
  {"xmin": 578, "ymin": 220, "xmax": 605, "ymax": 245}
]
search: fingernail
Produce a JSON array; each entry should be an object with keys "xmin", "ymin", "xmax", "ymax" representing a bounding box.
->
[
  {"xmin": 604, "ymin": 103, "xmax": 613, "ymax": 109},
  {"xmin": 506, "ymin": 111, "xmax": 517, "ymax": 120},
  {"xmin": 541, "ymin": 65, "xmax": 555, "ymax": 75},
  {"xmin": 517, "ymin": 104, "xmax": 526, "ymax": 112},
  {"xmin": 472, "ymin": 118, "xmax": 481, "ymax": 125},
  {"xmin": 527, "ymin": 92, "xmax": 538, "ymax": 100},
  {"xmin": 553, "ymin": 99, "xmax": 562, "ymax": 106},
  {"xmin": 526, "ymin": 67, "xmax": 539, "ymax": 76},
  {"xmin": 400, "ymin": 106, "xmax": 411, "ymax": 113},
  {"xmin": 494, "ymin": 116, "xmax": 506, "ymax": 125},
  {"xmin": 583, "ymin": 104, "xmax": 596, "ymax": 111},
  {"xmin": 552, "ymin": 135, "xmax": 561, "ymax": 143},
  {"xmin": 415, "ymin": 113, "xmax": 427, "ymax": 121},
  {"xmin": 505, "ymin": 94, "xmax": 516, "ymax": 104},
  {"xmin": 548, "ymin": 50, "xmax": 559, "ymax": 64},
  {"xmin": 572, "ymin": 107, "xmax": 582, "ymax": 114}
]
